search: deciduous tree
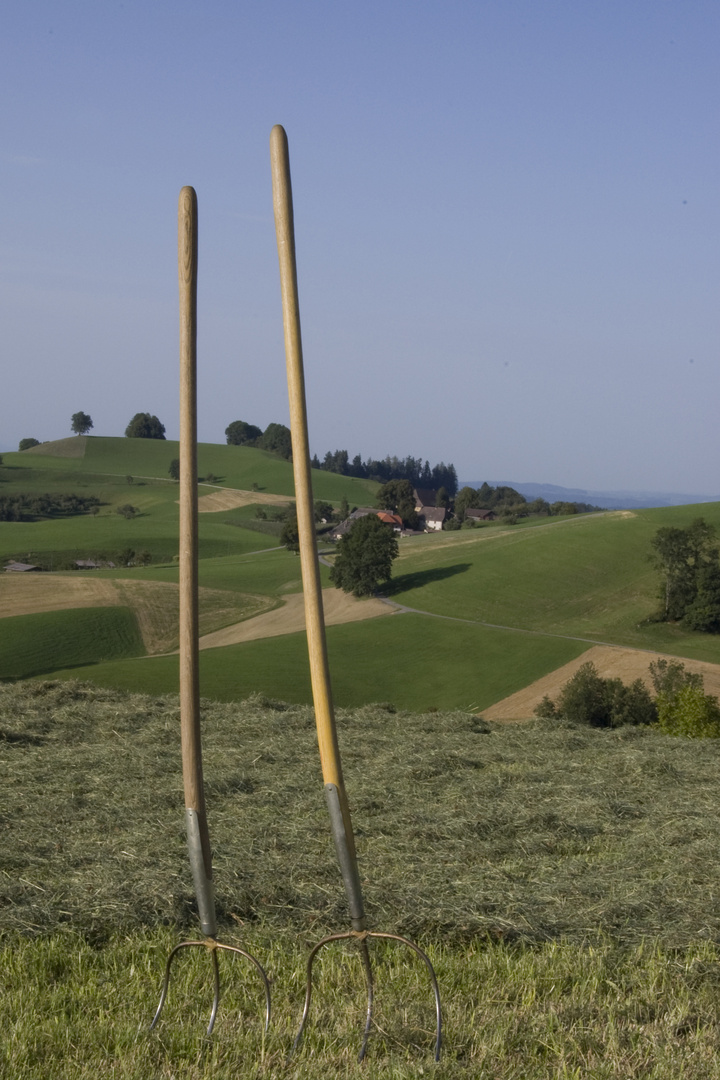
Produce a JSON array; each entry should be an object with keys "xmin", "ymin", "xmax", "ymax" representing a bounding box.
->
[
  {"xmin": 125, "ymin": 413, "xmax": 166, "ymax": 439},
  {"xmin": 71, "ymin": 411, "xmax": 93, "ymax": 435},
  {"xmin": 330, "ymin": 514, "xmax": 399, "ymax": 597}
]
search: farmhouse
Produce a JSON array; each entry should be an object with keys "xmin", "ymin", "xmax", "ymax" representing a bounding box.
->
[
  {"xmin": 465, "ymin": 508, "xmax": 496, "ymax": 522},
  {"xmin": 420, "ymin": 507, "xmax": 446, "ymax": 531},
  {"xmin": 376, "ymin": 511, "xmax": 403, "ymax": 532},
  {"xmin": 4, "ymin": 561, "xmax": 42, "ymax": 572}
]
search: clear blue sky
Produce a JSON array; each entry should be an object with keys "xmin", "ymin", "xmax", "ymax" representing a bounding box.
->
[{"xmin": 2, "ymin": 1, "xmax": 718, "ymax": 494}]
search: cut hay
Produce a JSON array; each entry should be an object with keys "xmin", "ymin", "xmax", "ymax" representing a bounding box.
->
[
  {"xmin": 196, "ymin": 488, "xmax": 295, "ymax": 512},
  {"xmin": 3, "ymin": 680, "xmax": 720, "ymax": 950}
]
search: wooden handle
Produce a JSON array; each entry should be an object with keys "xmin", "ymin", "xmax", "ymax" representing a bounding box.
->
[
  {"xmin": 270, "ymin": 125, "xmax": 344, "ymax": 789},
  {"xmin": 178, "ymin": 186, "xmax": 210, "ymax": 854},
  {"xmin": 270, "ymin": 128, "xmax": 364, "ymax": 911}
]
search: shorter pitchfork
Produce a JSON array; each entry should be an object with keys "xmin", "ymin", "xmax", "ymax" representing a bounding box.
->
[
  {"xmin": 270, "ymin": 125, "xmax": 442, "ymax": 1062},
  {"xmin": 150, "ymin": 186, "xmax": 271, "ymax": 1037}
]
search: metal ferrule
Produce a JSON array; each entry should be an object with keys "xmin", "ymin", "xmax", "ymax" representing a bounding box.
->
[
  {"xmin": 324, "ymin": 783, "xmax": 367, "ymax": 931},
  {"xmin": 185, "ymin": 807, "xmax": 217, "ymax": 937}
]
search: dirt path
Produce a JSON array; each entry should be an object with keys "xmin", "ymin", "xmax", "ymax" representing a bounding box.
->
[
  {"xmin": 197, "ymin": 588, "xmax": 392, "ymax": 649},
  {"xmin": 482, "ymin": 645, "xmax": 720, "ymax": 722}
]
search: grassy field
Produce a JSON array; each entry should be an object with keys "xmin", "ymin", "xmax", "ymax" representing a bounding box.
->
[
  {"xmin": 4, "ymin": 679, "xmax": 720, "ymax": 1077},
  {"xmin": 0, "ymin": 608, "xmax": 144, "ymax": 679},
  {"xmin": 45, "ymin": 613, "xmax": 589, "ymax": 710}
]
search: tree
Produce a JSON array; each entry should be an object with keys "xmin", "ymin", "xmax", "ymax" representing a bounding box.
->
[
  {"xmin": 280, "ymin": 508, "xmax": 300, "ymax": 552},
  {"xmin": 71, "ymin": 411, "xmax": 93, "ymax": 435},
  {"xmin": 18, "ymin": 438, "xmax": 40, "ymax": 451},
  {"xmin": 339, "ymin": 495, "xmax": 350, "ymax": 521},
  {"xmin": 330, "ymin": 514, "xmax": 399, "ymax": 597},
  {"xmin": 116, "ymin": 504, "xmax": 138, "ymax": 519},
  {"xmin": 257, "ymin": 422, "xmax": 292, "ymax": 460},
  {"xmin": 314, "ymin": 500, "xmax": 334, "ymax": 523},
  {"xmin": 168, "ymin": 458, "xmax": 180, "ymax": 481},
  {"xmin": 376, "ymin": 479, "xmax": 418, "ymax": 528},
  {"xmin": 225, "ymin": 420, "xmax": 263, "ymax": 446},
  {"xmin": 454, "ymin": 486, "xmax": 481, "ymax": 523},
  {"xmin": 125, "ymin": 413, "xmax": 166, "ymax": 439},
  {"xmin": 650, "ymin": 518, "xmax": 719, "ymax": 623}
]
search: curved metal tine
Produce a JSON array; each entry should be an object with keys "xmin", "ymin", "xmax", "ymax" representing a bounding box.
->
[
  {"xmin": 150, "ymin": 939, "xmax": 272, "ymax": 1037},
  {"xmin": 366, "ymin": 931, "xmax": 442, "ymax": 1062},
  {"xmin": 150, "ymin": 940, "xmax": 206, "ymax": 1031},
  {"xmin": 356, "ymin": 935, "xmax": 374, "ymax": 1063},
  {"xmin": 215, "ymin": 942, "xmax": 272, "ymax": 1034},
  {"xmin": 292, "ymin": 930, "xmax": 441, "ymax": 1062}
]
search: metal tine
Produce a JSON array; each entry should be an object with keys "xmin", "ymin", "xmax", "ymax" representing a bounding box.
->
[
  {"xmin": 150, "ymin": 186, "xmax": 270, "ymax": 1038},
  {"xmin": 270, "ymin": 125, "xmax": 442, "ymax": 1063},
  {"xmin": 150, "ymin": 939, "xmax": 271, "ymax": 1036}
]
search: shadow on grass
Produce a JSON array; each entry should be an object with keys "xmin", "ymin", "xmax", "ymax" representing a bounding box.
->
[{"xmin": 385, "ymin": 562, "xmax": 472, "ymax": 596}]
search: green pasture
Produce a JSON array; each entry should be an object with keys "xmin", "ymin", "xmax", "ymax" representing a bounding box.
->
[
  {"xmin": 5, "ymin": 680, "xmax": 720, "ymax": 1076},
  {"xmin": 0, "ymin": 608, "xmax": 144, "ymax": 680},
  {"xmin": 5, "ymin": 435, "xmax": 378, "ymax": 503},
  {"xmin": 43, "ymin": 613, "xmax": 587, "ymax": 710},
  {"xmin": 384, "ymin": 504, "xmax": 720, "ymax": 664}
]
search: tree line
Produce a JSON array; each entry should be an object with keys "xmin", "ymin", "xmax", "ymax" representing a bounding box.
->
[
  {"xmin": 310, "ymin": 448, "xmax": 458, "ymax": 496},
  {"xmin": 0, "ymin": 493, "xmax": 100, "ymax": 522}
]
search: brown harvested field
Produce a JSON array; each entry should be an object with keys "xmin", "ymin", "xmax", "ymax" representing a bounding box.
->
[
  {"xmin": 0, "ymin": 574, "xmax": 274, "ymax": 655},
  {"xmin": 198, "ymin": 587, "xmax": 392, "ymax": 649},
  {"xmin": 482, "ymin": 644, "xmax": 720, "ymax": 723},
  {"xmin": 196, "ymin": 487, "xmax": 295, "ymax": 512}
]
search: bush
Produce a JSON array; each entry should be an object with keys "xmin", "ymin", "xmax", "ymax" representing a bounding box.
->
[
  {"xmin": 18, "ymin": 438, "xmax": 40, "ymax": 451},
  {"xmin": 650, "ymin": 658, "xmax": 720, "ymax": 737},
  {"xmin": 656, "ymin": 684, "xmax": 720, "ymax": 738},
  {"xmin": 534, "ymin": 662, "xmax": 657, "ymax": 728}
]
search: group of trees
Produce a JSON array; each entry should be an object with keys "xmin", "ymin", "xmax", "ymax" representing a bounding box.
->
[
  {"xmin": 225, "ymin": 420, "xmax": 292, "ymax": 459},
  {"xmin": 650, "ymin": 518, "xmax": 720, "ymax": 633},
  {"xmin": 311, "ymin": 449, "xmax": 458, "ymax": 497},
  {"xmin": 0, "ymin": 493, "xmax": 100, "ymax": 522},
  {"xmin": 125, "ymin": 413, "xmax": 166, "ymax": 440},
  {"xmin": 535, "ymin": 658, "xmax": 720, "ymax": 739}
]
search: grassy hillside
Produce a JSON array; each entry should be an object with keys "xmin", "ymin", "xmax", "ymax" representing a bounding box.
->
[
  {"xmin": 4, "ymin": 679, "xmax": 720, "ymax": 1077},
  {"xmin": 6, "ymin": 435, "xmax": 378, "ymax": 502},
  {"xmin": 3, "ymin": 437, "xmax": 720, "ymax": 710}
]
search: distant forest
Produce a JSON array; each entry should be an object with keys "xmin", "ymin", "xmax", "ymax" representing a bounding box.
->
[{"xmin": 310, "ymin": 449, "xmax": 458, "ymax": 497}]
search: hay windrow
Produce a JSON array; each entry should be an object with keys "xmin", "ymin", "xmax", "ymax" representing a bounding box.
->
[{"xmin": 2, "ymin": 679, "xmax": 720, "ymax": 948}]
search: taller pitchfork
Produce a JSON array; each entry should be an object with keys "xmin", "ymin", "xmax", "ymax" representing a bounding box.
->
[{"xmin": 270, "ymin": 125, "xmax": 442, "ymax": 1063}]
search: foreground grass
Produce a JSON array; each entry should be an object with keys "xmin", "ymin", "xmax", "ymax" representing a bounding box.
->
[
  {"xmin": 5, "ymin": 928, "xmax": 720, "ymax": 1078},
  {"xmin": 4, "ymin": 680, "xmax": 720, "ymax": 1075}
]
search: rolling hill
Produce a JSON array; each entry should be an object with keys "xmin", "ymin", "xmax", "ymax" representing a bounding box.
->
[{"xmin": 2, "ymin": 437, "xmax": 720, "ymax": 711}]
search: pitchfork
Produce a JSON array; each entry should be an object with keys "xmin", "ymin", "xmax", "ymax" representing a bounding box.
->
[
  {"xmin": 270, "ymin": 125, "xmax": 442, "ymax": 1062},
  {"xmin": 150, "ymin": 187, "xmax": 271, "ymax": 1037}
]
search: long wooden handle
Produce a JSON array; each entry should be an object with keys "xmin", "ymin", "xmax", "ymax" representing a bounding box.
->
[
  {"xmin": 178, "ymin": 186, "xmax": 215, "ymax": 935},
  {"xmin": 270, "ymin": 126, "xmax": 366, "ymax": 930}
]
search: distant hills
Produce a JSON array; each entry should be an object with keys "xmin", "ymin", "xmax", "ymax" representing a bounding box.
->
[{"xmin": 459, "ymin": 481, "xmax": 720, "ymax": 511}]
